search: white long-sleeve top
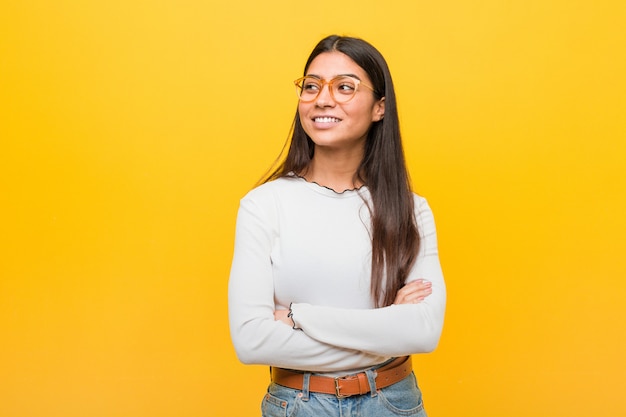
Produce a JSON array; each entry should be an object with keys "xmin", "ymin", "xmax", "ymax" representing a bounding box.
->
[{"xmin": 228, "ymin": 174, "xmax": 446, "ymax": 374}]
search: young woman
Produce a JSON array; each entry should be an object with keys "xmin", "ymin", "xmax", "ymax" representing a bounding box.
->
[{"xmin": 228, "ymin": 35, "xmax": 446, "ymax": 417}]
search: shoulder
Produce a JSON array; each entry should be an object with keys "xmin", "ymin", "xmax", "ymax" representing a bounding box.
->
[
  {"xmin": 412, "ymin": 193, "xmax": 431, "ymax": 213},
  {"xmin": 238, "ymin": 176, "xmax": 307, "ymax": 216},
  {"xmin": 242, "ymin": 176, "xmax": 302, "ymax": 203},
  {"xmin": 234, "ymin": 178, "xmax": 294, "ymax": 230}
]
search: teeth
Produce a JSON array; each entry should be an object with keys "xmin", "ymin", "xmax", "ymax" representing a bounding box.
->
[{"xmin": 314, "ymin": 117, "xmax": 340, "ymax": 123}]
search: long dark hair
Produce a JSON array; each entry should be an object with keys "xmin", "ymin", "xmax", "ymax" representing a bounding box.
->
[{"xmin": 263, "ymin": 35, "xmax": 419, "ymax": 307}]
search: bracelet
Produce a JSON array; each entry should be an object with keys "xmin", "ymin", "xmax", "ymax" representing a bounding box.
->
[{"xmin": 287, "ymin": 302, "xmax": 302, "ymax": 330}]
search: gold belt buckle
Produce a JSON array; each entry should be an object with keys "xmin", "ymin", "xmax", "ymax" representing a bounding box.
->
[{"xmin": 334, "ymin": 377, "xmax": 348, "ymax": 398}]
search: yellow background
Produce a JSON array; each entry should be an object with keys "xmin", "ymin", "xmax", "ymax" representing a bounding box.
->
[{"xmin": 1, "ymin": 1, "xmax": 625, "ymax": 416}]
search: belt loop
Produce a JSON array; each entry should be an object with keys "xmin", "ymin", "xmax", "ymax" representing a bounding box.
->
[
  {"xmin": 301, "ymin": 372, "xmax": 311, "ymax": 401},
  {"xmin": 364, "ymin": 368, "xmax": 378, "ymax": 398}
]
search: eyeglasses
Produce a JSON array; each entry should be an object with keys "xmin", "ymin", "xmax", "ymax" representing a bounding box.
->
[{"xmin": 294, "ymin": 75, "xmax": 375, "ymax": 103}]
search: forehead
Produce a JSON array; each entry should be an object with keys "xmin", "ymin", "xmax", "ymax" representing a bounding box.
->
[{"xmin": 305, "ymin": 51, "xmax": 369, "ymax": 80}]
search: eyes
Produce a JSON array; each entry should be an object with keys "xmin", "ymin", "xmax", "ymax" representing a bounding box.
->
[
  {"xmin": 301, "ymin": 76, "xmax": 357, "ymax": 96},
  {"xmin": 294, "ymin": 75, "xmax": 375, "ymax": 103},
  {"xmin": 297, "ymin": 76, "xmax": 360, "ymax": 101}
]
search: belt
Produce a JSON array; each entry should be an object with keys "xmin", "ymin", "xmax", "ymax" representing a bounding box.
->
[{"xmin": 271, "ymin": 356, "xmax": 412, "ymax": 398}]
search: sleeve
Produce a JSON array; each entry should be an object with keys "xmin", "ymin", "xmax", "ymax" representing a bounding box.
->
[
  {"xmin": 288, "ymin": 197, "xmax": 446, "ymax": 357},
  {"xmin": 227, "ymin": 192, "xmax": 391, "ymax": 372}
]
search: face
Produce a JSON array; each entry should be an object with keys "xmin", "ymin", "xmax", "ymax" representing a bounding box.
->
[{"xmin": 298, "ymin": 51, "xmax": 385, "ymax": 153}]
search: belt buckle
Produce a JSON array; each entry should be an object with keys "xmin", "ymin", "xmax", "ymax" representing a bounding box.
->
[{"xmin": 334, "ymin": 377, "xmax": 348, "ymax": 398}]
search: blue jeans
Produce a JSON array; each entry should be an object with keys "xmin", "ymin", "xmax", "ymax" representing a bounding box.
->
[{"xmin": 261, "ymin": 368, "xmax": 428, "ymax": 417}]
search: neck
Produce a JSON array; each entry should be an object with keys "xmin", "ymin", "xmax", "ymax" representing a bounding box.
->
[{"xmin": 304, "ymin": 146, "xmax": 364, "ymax": 192}]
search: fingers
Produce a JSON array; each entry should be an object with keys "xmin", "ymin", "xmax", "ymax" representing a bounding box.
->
[
  {"xmin": 393, "ymin": 279, "xmax": 432, "ymax": 305},
  {"xmin": 398, "ymin": 280, "xmax": 432, "ymax": 304}
]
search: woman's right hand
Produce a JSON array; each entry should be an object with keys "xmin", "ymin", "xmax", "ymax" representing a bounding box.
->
[{"xmin": 393, "ymin": 279, "xmax": 432, "ymax": 305}]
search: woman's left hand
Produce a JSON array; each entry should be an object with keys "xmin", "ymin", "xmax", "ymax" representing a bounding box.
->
[{"xmin": 393, "ymin": 279, "xmax": 432, "ymax": 305}]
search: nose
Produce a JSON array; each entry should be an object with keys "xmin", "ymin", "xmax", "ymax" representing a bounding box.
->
[{"xmin": 315, "ymin": 83, "xmax": 335, "ymax": 107}]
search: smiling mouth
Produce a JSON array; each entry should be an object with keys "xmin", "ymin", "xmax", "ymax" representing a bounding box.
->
[{"xmin": 313, "ymin": 117, "xmax": 341, "ymax": 123}]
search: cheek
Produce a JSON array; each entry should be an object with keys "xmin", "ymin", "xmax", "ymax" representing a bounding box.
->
[
  {"xmin": 298, "ymin": 100, "xmax": 311, "ymax": 115},
  {"xmin": 349, "ymin": 105, "xmax": 377, "ymax": 126},
  {"xmin": 297, "ymin": 107, "xmax": 314, "ymax": 136},
  {"xmin": 297, "ymin": 104, "xmax": 309, "ymax": 124}
]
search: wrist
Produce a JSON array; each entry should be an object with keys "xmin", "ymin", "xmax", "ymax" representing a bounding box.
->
[{"xmin": 287, "ymin": 303, "xmax": 302, "ymax": 330}]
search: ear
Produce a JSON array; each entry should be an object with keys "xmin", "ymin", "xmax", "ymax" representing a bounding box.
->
[{"xmin": 372, "ymin": 97, "xmax": 385, "ymax": 122}]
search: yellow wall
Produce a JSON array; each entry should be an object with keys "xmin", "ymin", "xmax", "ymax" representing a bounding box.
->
[{"xmin": 1, "ymin": 1, "xmax": 624, "ymax": 416}]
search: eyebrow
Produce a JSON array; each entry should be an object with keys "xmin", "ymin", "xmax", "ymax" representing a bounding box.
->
[{"xmin": 305, "ymin": 73, "xmax": 363, "ymax": 81}]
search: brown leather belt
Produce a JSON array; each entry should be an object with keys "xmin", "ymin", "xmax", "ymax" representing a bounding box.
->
[{"xmin": 271, "ymin": 356, "xmax": 412, "ymax": 398}]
